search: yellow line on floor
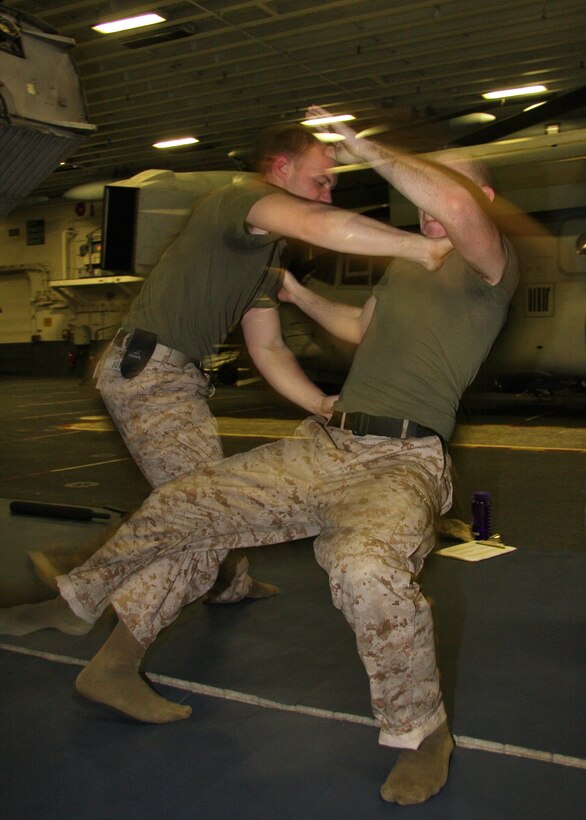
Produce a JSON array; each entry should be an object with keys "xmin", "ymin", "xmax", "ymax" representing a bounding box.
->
[
  {"xmin": 45, "ymin": 415, "xmax": 586, "ymax": 454},
  {"xmin": 14, "ymin": 431, "xmax": 84, "ymax": 442},
  {"xmin": 450, "ymin": 443, "xmax": 586, "ymax": 453},
  {"xmin": 50, "ymin": 458, "xmax": 130, "ymax": 473},
  {"xmin": 451, "ymin": 423, "xmax": 586, "ymax": 452}
]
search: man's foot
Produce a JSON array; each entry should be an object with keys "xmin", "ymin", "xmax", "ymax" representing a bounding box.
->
[
  {"xmin": 244, "ymin": 580, "xmax": 280, "ymax": 599},
  {"xmin": 204, "ymin": 579, "xmax": 280, "ymax": 604},
  {"xmin": 75, "ymin": 620, "xmax": 191, "ymax": 723},
  {"xmin": 380, "ymin": 721, "xmax": 454, "ymax": 805},
  {"xmin": 436, "ymin": 518, "xmax": 473, "ymax": 542},
  {"xmin": 75, "ymin": 661, "xmax": 192, "ymax": 724},
  {"xmin": 0, "ymin": 597, "xmax": 93, "ymax": 636}
]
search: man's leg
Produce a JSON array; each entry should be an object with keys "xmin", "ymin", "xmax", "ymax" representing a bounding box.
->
[
  {"xmin": 313, "ymin": 433, "xmax": 453, "ymax": 805},
  {"xmin": 58, "ymin": 428, "xmax": 322, "ymax": 720},
  {"xmin": 99, "ymin": 358, "xmax": 279, "ymax": 601},
  {"xmin": 29, "ymin": 355, "xmax": 274, "ymax": 601},
  {"xmin": 98, "ymin": 359, "xmax": 222, "ymax": 485}
]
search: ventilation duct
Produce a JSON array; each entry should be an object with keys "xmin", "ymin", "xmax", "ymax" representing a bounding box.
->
[{"xmin": 0, "ymin": 4, "xmax": 96, "ymax": 216}]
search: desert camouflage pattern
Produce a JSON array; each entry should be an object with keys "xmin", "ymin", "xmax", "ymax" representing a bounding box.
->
[
  {"xmin": 96, "ymin": 339, "xmax": 223, "ymax": 483},
  {"xmin": 94, "ymin": 338, "xmax": 253, "ymax": 601},
  {"xmin": 58, "ymin": 417, "xmax": 452, "ymax": 748}
]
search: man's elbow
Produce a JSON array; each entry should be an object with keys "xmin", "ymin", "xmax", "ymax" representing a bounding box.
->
[
  {"xmin": 248, "ymin": 342, "xmax": 290, "ymax": 368},
  {"xmin": 443, "ymin": 191, "xmax": 473, "ymax": 227}
]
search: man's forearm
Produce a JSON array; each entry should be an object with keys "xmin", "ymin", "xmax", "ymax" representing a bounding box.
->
[
  {"xmin": 312, "ymin": 207, "xmax": 421, "ymax": 258},
  {"xmin": 248, "ymin": 194, "xmax": 450, "ymax": 271},
  {"xmin": 354, "ymin": 140, "xmax": 471, "ymax": 224},
  {"xmin": 285, "ymin": 281, "xmax": 363, "ymax": 344},
  {"xmin": 251, "ymin": 344, "xmax": 336, "ymax": 417}
]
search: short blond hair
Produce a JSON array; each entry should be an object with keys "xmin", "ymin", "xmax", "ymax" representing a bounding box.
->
[{"xmin": 254, "ymin": 124, "xmax": 323, "ymax": 175}]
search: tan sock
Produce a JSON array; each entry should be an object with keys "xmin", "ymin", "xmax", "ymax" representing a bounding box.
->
[
  {"xmin": 245, "ymin": 580, "xmax": 280, "ymax": 599},
  {"xmin": 205, "ymin": 550, "xmax": 280, "ymax": 603},
  {"xmin": 0, "ymin": 596, "xmax": 93, "ymax": 636},
  {"xmin": 380, "ymin": 721, "xmax": 454, "ymax": 805},
  {"xmin": 75, "ymin": 620, "xmax": 192, "ymax": 724}
]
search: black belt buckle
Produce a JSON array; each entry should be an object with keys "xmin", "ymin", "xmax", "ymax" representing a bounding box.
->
[{"xmin": 120, "ymin": 329, "xmax": 158, "ymax": 379}]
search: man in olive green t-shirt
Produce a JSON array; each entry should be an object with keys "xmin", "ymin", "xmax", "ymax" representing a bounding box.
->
[
  {"xmin": 30, "ymin": 124, "xmax": 450, "ymax": 600},
  {"xmin": 3, "ymin": 114, "xmax": 516, "ymax": 807},
  {"xmin": 33, "ymin": 130, "xmax": 347, "ymax": 596},
  {"xmin": 62, "ymin": 116, "xmax": 515, "ymax": 801}
]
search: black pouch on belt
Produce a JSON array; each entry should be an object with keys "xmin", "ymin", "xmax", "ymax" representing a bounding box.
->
[{"xmin": 120, "ymin": 329, "xmax": 158, "ymax": 379}]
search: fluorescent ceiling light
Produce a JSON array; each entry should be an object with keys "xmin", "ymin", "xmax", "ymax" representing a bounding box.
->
[
  {"xmin": 314, "ymin": 133, "xmax": 346, "ymax": 142},
  {"xmin": 153, "ymin": 137, "xmax": 199, "ymax": 149},
  {"xmin": 93, "ymin": 14, "xmax": 166, "ymax": 34},
  {"xmin": 524, "ymin": 101, "xmax": 546, "ymax": 112},
  {"xmin": 325, "ymin": 162, "xmax": 371, "ymax": 174},
  {"xmin": 482, "ymin": 84, "xmax": 547, "ymax": 100},
  {"xmin": 301, "ymin": 114, "xmax": 356, "ymax": 126},
  {"xmin": 449, "ymin": 112, "xmax": 496, "ymax": 126},
  {"xmin": 356, "ymin": 124, "xmax": 389, "ymax": 139}
]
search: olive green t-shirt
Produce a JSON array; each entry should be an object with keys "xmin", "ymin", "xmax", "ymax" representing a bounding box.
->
[
  {"xmin": 123, "ymin": 178, "xmax": 284, "ymax": 361},
  {"xmin": 337, "ymin": 236, "xmax": 519, "ymax": 441}
]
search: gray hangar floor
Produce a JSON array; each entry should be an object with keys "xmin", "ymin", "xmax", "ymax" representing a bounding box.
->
[{"xmin": 0, "ymin": 377, "xmax": 584, "ymax": 819}]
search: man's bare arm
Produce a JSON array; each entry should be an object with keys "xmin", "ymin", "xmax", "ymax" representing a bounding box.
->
[
  {"xmin": 364, "ymin": 149, "xmax": 505, "ymax": 284},
  {"xmin": 247, "ymin": 194, "xmax": 452, "ymax": 273},
  {"xmin": 306, "ymin": 105, "xmax": 505, "ymax": 284},
  {"xmin": 241, "ymin": 306, "xmax": 338, "ymax": 418},
  {"xmin": 279, "ymin": 271, "xmax": 376, "ymax": 345}
]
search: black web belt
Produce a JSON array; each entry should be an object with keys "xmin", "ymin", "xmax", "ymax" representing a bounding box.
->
[{"xmin": 328, "ymin": 410, "xmax": 439, "ymax": 440}]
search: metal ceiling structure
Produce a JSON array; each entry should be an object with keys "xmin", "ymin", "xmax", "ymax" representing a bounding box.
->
[{"xmin": 5, "ymin": 0, "xmax": 586, "ymax": 206}]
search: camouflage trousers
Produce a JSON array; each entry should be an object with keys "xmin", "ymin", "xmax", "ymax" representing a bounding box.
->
[
  {"xmin": 59, "ymin": 417, "xmax": 452, "ymax": 749},
  {"xmin": 93, "ymin": 336, "xmax": 253, "ymax": 601}
]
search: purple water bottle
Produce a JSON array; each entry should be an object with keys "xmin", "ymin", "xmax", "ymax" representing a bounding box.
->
[{"xmin": 472, "ymin": 491, "xmax": 492, "ymax": 540}]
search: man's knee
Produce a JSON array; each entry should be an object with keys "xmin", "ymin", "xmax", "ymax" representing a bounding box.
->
[{"xmin": 324, "ymin": 546, "xmax": 413, "ymax": 609}]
